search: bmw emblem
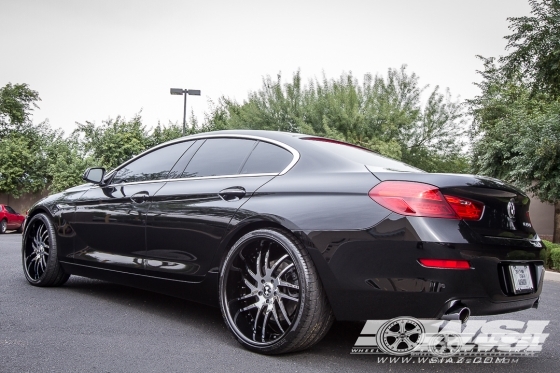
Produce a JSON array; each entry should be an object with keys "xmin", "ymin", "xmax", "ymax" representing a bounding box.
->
[{"xmin": 507, "ymin": 199, "xmax": 516, "ymax": 220}]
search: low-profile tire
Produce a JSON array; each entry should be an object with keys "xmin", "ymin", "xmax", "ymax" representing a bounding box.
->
[
  {"xmin": 22, "ymin": 213, "xmax": 70, "ymax": 287},
  {"xmin": 0, "ymin": 219, "xmax": 7, "ymax": 234},
  {"xmin": 219, "ymin": 228, "xmax": 334, "ymax": 354}
]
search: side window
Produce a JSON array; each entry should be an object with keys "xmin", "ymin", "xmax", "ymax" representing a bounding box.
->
[
  {"xmin": 167, "ymin": 140, "xmax": 203, "ymax": 179},
  {"xmin": 241, "ymin": 141, "xmax": 293, "ymax": 174},
  {"xmin": 5, "ymin": 206, "xmax": 16, "ymax": 214},
  {"xmin": 182, "ymin": 138, "xmax": 256, "ymax": 178},
  {"xmin": 112, "ymin": 141, "xmax": 191, "ymax": 184}
]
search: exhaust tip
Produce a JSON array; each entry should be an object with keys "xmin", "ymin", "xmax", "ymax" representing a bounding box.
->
[
  {"xmin": 442, "ymin": 303, "xmax": 470, "ymax": 324},
  {"xmin": 458, "ymin": 307, "xmax": 470, "ymax": 324}
]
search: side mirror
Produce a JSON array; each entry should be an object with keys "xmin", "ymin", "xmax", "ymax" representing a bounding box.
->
[{"xmin": 83, "ymin": 167, "xmax": 106, "ymax": 184}]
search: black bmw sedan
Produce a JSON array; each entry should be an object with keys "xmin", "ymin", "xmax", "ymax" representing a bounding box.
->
[{"xmin": 22, "ymin": 130, "xmax": 544, "ymax": 354}]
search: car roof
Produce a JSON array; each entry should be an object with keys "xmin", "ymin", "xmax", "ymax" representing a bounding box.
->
[{"xmin": 168, "ymin": 130, "xmax": 307, "ymax": 148}]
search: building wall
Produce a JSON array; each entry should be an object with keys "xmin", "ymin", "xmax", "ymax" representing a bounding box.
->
[
  {"xmin": 529, "ymin": 196, "xmax": 554, "ymax": 241},
  {"xmin": 0, "ymin": 190, "xmax": 49, "ymax": 215}
]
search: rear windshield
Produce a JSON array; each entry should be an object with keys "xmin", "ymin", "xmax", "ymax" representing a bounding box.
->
[{"xmin": 302, "ymin": 138, "xmax": 423, "ymax": 172}]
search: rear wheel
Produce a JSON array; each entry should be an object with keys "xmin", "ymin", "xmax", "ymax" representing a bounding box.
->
[
  {"xmin": 219, "ymin": 228, "xmax": 334, "ymax": 354},
  {"xmin": 22, "ymin": 213, "xmax": 70, "ymax": 286}
]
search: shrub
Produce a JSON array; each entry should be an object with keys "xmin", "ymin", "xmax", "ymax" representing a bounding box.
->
[
  {"xmin": 551, "ymin": 247, "xmax": 560, "ymax": 271},
  {"xmin": 542, "ymin": 240, "xmax": 558, "ymax": 269}
]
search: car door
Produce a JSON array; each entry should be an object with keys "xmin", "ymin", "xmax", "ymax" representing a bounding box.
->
[
  {"xmin": 144, "ymin": 137, "xmax": 295, "ymax": 281},
  {"xmin": 71, "ymin": 141, "xmax": 192, "ymax": 274},
  {"xmin": 3, "ymin": 205, "xmax": 23, "ymax": 229}
]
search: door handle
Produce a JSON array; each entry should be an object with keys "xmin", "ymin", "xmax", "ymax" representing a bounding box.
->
[
  {"xmin": 130, "ymin": 191, "xmax": 149, "ymax": 204},
  {"xmin": 218, "ymin": 187, "xmax": 246, "ymax": 202}
]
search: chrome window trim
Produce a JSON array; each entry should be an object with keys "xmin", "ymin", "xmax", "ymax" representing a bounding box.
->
[
  {"xmin": 104, "ymin": 134, "xmax": 300, "ymax": 182},
  {"xmin": 96, "ymin": 173, "xmax": 278, "ymax": 188}
]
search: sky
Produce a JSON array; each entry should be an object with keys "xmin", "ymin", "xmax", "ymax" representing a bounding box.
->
[{"xmin": 0, "ymin": 0, "xmax": 532, "ymax": 135}]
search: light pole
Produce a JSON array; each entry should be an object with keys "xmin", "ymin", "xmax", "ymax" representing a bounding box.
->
[{"xmin": 170, "ymin": 88, "xmax": 201, "ymax": 136}]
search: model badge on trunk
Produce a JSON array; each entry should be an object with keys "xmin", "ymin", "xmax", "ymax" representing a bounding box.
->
[{"xmin": 507, "ymin": 199, "xmax": 516, "ymax": 220}]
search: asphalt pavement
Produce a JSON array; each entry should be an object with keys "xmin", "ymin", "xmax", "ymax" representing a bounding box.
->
[{"xmin": 1, "ymin": 232, "xmax": 559, "ymax": 373}]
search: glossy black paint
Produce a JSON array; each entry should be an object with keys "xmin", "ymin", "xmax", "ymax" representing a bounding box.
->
[
  {"xmin": 25, "ymin": 130, "xmax": 544, "ymax": 321},
  {"xmin": 145, "ymin": 175, "xmax": 275, "ymax": 281}
]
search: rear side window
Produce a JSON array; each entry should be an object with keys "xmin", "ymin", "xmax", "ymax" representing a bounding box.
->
[
  {"xmin": 5, "ymin": 206, "xmax": 16, "ymax": 214},
  {"xmin": 182, "ymin": 138, "xmax": 257, "ymax": 178},
  {"xmin": 303, "ymin": 138, "xmax": 423, "ymax": 172},
  {"xmin": 112, "ymin": 141, "xmax": 192, "ymax": 184},
  {"xmin": 241, "ymin": 141, "xmax": 293, "ymax": 174}
]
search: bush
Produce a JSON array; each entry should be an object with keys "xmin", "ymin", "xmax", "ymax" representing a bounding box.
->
[
  {"xmin": 544, "ymin": 240, "xmax": 560, "ymax": 270},
  {"xmin": 551, "ymin": 248, "xmax": 560, "ymax": 271}
]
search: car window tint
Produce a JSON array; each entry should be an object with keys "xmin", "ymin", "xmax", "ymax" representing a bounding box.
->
[
  {"xmin": 181, "ymin": 138, "xmax": 257, "ymax": 178},
  {"xmin": 303, "ymin": 138, "xmax": 423, "ymax": 172},
  {"xmin": 241, "ymin": 141, "xmax": 293, "ymax": 174},
  {"xmin": 112, "ymin": 142, "xmax": 192, "ymax": 184},
  {"xmin": 5, "ymin": 206, "xmax": 16, "ymax": 214},
  {"xmin": 168, "ymin": 140, "xmax": 203, "ymax": 179}
]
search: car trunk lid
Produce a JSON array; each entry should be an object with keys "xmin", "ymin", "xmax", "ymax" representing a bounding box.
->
[{"xmin": 369, "ymin": 170, "xmax": 537, "ymax": 240}]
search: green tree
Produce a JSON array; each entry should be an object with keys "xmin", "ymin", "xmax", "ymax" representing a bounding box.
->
[
  {"xmin": 501, "ymin": 0, "xmax": 560, "ymax": 99},
  {"xmin": 203, "ymin": 67, "xmax": 468, "ymax": 172},
  {"xmin": 74, "ymin": 114, "xmax": 151, "ymax": 171},
  {"xmin": 147, "ymin": 121, "xmax": 184, "ymax": 148},
  {"xmin": 0, "ymin": 83, "xmax": 41, "ymax": 137},
  {"xmin": 44, "ymin": 115, "xmax": 193, "ymax": 193},
  {"xmin": 0, "ymin": 122, "xmax": 55, "ymax": 197},
  {"xmin": 45, "ymin": 133, "xmax": 97, "ymax": 193},
  {"xmin": 470, "ymin": 72, "xmax": 560, "ymax": 241},
  {"xmin": 0, "ymin": 82, "xmax": 54, "ymax": 196},
  {"xmin": 470, "ymin": 0, "xmax": 560, "ymax": 242}
]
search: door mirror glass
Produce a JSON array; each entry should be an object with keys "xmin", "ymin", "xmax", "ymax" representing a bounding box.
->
[{"xmin": 83, "ymin": 167, "xmax": 106, "ymax": 184}]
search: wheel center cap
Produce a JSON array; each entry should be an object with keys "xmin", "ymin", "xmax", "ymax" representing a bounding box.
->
[{"xmin": 263, "ymin": 283, "xmax": 274, "ymax": 298}]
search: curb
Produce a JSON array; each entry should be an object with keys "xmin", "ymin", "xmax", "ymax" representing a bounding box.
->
[{"xmin": 544, "ymin": 270, "xmax": 560, "ymax": 282}]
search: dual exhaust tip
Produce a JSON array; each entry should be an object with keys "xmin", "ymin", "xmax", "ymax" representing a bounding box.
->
[{"xmin": 442, "ymin": 303, "xmax": 470, "ymax": 324}]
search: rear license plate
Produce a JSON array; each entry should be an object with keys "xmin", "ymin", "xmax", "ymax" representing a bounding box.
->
[{"xmin": 509, "ymin": 265, "xmax": 534, "ymax": 294}]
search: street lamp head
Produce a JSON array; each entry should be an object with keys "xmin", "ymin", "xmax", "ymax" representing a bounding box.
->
[{"xmin": 169, "ymin": 87, "xmax": 201, "ymax": 136}]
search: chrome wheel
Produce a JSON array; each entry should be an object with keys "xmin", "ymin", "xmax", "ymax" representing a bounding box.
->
[
  {"xmin": 0, "ymin": 220, "xmax": 6, "ymax": 234},
  {"xmin": 222, "ymin": 236, "xmax": 301, "ymax": 345},
  {"xmin": 22, "ymin": 213, "xmax": 70, "ymax": 287},
  {"xmin": 23, "ymin": 219, "xmax": 51, "ymax": 281}
]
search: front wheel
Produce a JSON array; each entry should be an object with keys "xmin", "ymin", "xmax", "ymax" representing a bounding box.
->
[
  {"xmin": 22, "ymin": 213, "xmax": 70, "ymax": 286},
  {"xmin": 219, "ymin": 228, "xmax": 334, "ymax": 354},
  {"xmin": 0, "ymin": 219, "xmax": 7, "ymax": 234}
]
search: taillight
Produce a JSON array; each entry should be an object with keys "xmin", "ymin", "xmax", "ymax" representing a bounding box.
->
[
  {"xmin": 418, "ymin": 258, "xmax": 471, "ymax": 269},
  {"xmin": 368, "ymin": 181, "xmax": 483, "ymax": 220},
  {"xmin": 444, "ymin": 195, "xmax": 484, "ymax": 220}
]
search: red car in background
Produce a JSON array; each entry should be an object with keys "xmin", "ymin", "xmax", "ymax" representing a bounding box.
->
[{"xmin": 0, "ymin": 204, "xmax": 25, "ymax": 234}]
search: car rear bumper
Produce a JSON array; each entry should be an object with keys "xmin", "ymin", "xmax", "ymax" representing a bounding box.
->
[{"xmin": 298, "ymin": 218, "xmax": 545, "ymax": 321}]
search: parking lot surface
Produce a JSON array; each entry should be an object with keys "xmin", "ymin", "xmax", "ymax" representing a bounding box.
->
[{"xmin": 1, "ymin": 232, "xmax": 559, "ymax": 373}]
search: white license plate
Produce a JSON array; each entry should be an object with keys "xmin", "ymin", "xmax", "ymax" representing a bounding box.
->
[{"xmin": 509, "ymin": 265, "xmax": 534, "ymax": 294}]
